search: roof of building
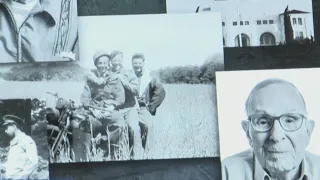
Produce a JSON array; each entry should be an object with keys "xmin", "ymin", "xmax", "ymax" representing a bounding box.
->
[{"xmin": 280, "ymin": 9, "xmax": 310, "ymax": 15}]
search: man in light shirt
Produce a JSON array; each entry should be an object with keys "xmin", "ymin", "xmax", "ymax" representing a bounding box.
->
[
  {"xmin": 131, "ymin": 53, "xmax": 166, "ymax": 153},
  {"xmin": 0, "ymin": 0, "xmax": 78, "ymax": 63},
  {"xmin": 222, "ymin": 78, "xmax": 320, "ymax": 180},
  {"xmin": 2, "ymin": 114, "xmax": 39, "ymax": 179}
]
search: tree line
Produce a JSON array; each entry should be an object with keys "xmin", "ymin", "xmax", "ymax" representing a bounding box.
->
[
  {"xmin": 1, "ymin": 62, "xmax": 86, "ymax": 82},
  {"xmin": 0, "ymin": 57, "xmax": 223, "ymax": 84},
  {"xmin": 156, "ymin": 58, "xmax": 223, "ymax": 84}
]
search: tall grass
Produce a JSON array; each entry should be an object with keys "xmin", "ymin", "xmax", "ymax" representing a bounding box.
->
[
  {"xmin": 0, "ymin": 82, "xmax": 220, "ymax": 161},
  {"xmin": 49, "ymin": 124, "xmax": 132, "ymax": 163}
]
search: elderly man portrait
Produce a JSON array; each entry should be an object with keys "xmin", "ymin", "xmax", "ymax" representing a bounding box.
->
[
  {"xmin": 79, "ymin": 50, "xmax": 126, "ymax": 160},
  {"xmin": 0, "ymin": 0, "xmax": 78, "ymax": 63},
  {"xmin": 222, "ymin": 78, "xmax": 320, "ymax": 180},
  {"xmin": 1, "ymin": 114, "xmax": 38, "ymax": 179},
  {"xmin": 131, "ymin": 53, "xmax": 166, "ymax": 153}
]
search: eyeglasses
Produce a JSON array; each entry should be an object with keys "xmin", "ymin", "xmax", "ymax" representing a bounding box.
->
[{"xmin": 248, "ymin": 113, "xmax": 306, "ymax": 132}]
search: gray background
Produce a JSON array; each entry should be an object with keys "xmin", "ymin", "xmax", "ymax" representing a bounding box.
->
[
  {"xmin": 50, "ymin": 158, "xmax": 222, "ymax": 180},
  {"xmin": 77, "ymin": 0, "xmax": 166, "ymax": 16},
  {"xmin": 49, "ymin": 0, "xmax": 222, "ymax": 180}
]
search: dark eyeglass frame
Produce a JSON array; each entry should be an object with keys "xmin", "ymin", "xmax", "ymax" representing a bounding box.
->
[{"xmin": 247, "ymin": 113, "xmax": 307, "ymax": 132}]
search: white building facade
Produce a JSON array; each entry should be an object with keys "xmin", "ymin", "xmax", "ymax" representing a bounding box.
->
[{"xmin": 198, "ymin": 3, "xmax": 314, "ymax": 47}]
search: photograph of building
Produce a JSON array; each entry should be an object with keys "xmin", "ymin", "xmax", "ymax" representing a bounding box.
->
[{"xmin": 167, "ymin": 0, "xmax": 314, "ymax": 47}]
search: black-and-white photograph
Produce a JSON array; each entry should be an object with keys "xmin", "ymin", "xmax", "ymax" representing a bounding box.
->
[
  {"xmin": 0, "ymin": 0, "xmax": 78, "ymax": 63},
  {"xmin": 0, "ymin": 99, "xmax": 49, "ymax": 179},
  {"xmin": 215, "ymin": 68, "xmax": 320, "ymax": 180},
  {"xmin": 75, "ymin": 13, "xmax": 223, "ymax": 162},
  {"xmin": 77, "ymin": 0, "xmax": 166, "ymax": 16},
  {"xmin": 167, "ymin": 0, "xmax": 314, "ymax": 47},
  {"xmin": 0, "ymin": 12, "xmax": 223, "ymax": 163}
]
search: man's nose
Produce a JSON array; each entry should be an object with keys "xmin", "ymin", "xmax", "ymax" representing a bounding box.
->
[{"xmin": 269, "ymin": 120, "xmax": 286, "ymax": 142}]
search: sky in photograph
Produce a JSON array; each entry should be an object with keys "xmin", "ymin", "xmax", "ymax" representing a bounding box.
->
[
  {"xmin": 77, "ymin": 13, "xmax": 224, "ymax": 71},
  {"xmin": 167, "ymin": 0, "xmax": 313, "ymax": 18},
  {"xmin": 216, "ymin": 68, "xmax": 320, "ymax": 159}
]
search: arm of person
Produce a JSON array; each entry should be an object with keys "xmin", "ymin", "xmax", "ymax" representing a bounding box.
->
[
  {"xmin": 120, "ymin": 71, "xmax": 139, "ymax": 96},
  {"xmin": 80, "ymin": 84, "xmax": 92, "ymax": 108},
  {"xmin": 147, "ymin": 78, "xmax": 166, "ymax": 116},
  {"xmin": 86, "ymin": 71, "xmax": 105, "ymax": 85},
  {"xmin": 19, "ymin": 138, "xmax": 39, "ymax": 178}
]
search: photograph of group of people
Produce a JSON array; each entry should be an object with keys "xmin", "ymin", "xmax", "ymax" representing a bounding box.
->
[{"xmin": 0, "ymin": 0, "xmax": 320, "ymax": 179}]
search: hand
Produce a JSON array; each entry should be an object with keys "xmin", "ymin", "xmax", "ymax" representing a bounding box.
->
[
  {"xmin": 92, "ymin": 133, "xmax": 102, "ymax": 145},
  {"xmin": 112, "ymin": 74, "xmax": 125, "ymax": 82},
  {"xmin": 105, "ymin": 105, "xmax": 115, "ymax": 112},
  {"xmin": 87, "ymin": 73, "xmax": 105, "ymax": 85},
  {"xmin": 91, "ymin": 109, "xmax": 104, "ymax": 119}
]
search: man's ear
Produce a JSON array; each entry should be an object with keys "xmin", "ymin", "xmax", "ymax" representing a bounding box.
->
[
  {"xmin": 241, "ymin": 120, "xmax": 253, "ymax": 148},
  {"xmin": 305, "ymin": 119, "xmax": 315, "ymax": 145}
]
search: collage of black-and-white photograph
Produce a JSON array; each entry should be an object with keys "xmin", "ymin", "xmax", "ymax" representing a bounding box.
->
[
  {"xmin": 167, "ymin": 0, "xmax": 314, "ymax": 47},
  {"xmin": 0, "ymin": 99, "xmax": 49, "ymax": 179},
  {"xmin": 0, "ymin": 0, "xmax": 79, "ymax": 63},
  {"xmin": 0, "ymin": 0, "xmax": 319, "ymax": 179},
  {"xmin": 0, "ymin": 12, "xmax": 224, "ymax": 164},
  {"xmin": 216, "ymin": 68, "xmax": 320, "ymax": 180}
]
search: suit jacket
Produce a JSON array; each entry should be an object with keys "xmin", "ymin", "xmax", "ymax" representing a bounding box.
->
[{"xmin": 138, "ymin": 73, "xmax": 166, "ymax": 116}]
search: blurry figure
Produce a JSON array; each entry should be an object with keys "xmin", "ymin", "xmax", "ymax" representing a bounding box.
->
[{"xmin": 2, "ymin": 114, "xmax": 38, "ymax": 179}]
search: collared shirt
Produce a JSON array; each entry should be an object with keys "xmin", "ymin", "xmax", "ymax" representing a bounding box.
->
[
  {"xmin": 222, "ymin": 149, "xmax": 320, "ymax": 180},
  {"xmin": 5, "ymin": 132, "xmax": 38, "ymax": 179},
  {"xmin": 0, "ymin": 0, "xmax": 78, "ymax": 63}
]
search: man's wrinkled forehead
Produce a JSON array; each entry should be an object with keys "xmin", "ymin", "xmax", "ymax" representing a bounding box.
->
[{"xmin": 246, "ymin": 80, "xmax": 307, "ymax": 116}]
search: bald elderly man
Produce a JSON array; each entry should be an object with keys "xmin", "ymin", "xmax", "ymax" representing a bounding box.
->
[{"xmin": 222, "ymin": 78, "xmax": 320, "ymax": 180}]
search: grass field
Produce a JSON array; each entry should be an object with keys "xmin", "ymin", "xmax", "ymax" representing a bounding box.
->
[{"xmin": 0, "ymin": 81, "xmax": 220, "ymax": 161}]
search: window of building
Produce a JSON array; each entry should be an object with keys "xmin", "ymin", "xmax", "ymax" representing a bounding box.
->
[
  {"xmin": 263, "ymin": 20, "xmax": 268, "ymax": 24},
  {"xmin": 235, "ymin": 33, "xmax": 250, "ymax": 47},
  {"xmin": 295, "ymin": 31, "xmax": 304, "ymax": 39},
  {"xmin": 292, "ymin": 18, "xmax": 297, "ymax": 25},
  {"xmin": 269, "ymin": 20, "xmax": 274, "ymax": 24},
  {"xmin": 233, "ymin": 21, "xmax": 237, "ymax": 26},
  {"xmin": 203, "ymin": 7, "xmax": 211, "ymax": 11},
  {"xmin": 260, "ymin": 32, "xmax": 276, "ymax": 46},
  {"xmin": 240, "ymin": 21, "xmax": 244, "ymax": 25},
  {"xmin": 298, "ymin": 18, "xmax": 303, "ymax": 25},
  {"xmin": 257, "ymin": 20, "xmax": 261, "ymax": 25},
  {"xmin": 222, "ymin": 22, "xmax": 225, "ymax": 26},
  {"xmin": 245, "ymin": 21, "xmax": 249, "ymax": 25}
]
